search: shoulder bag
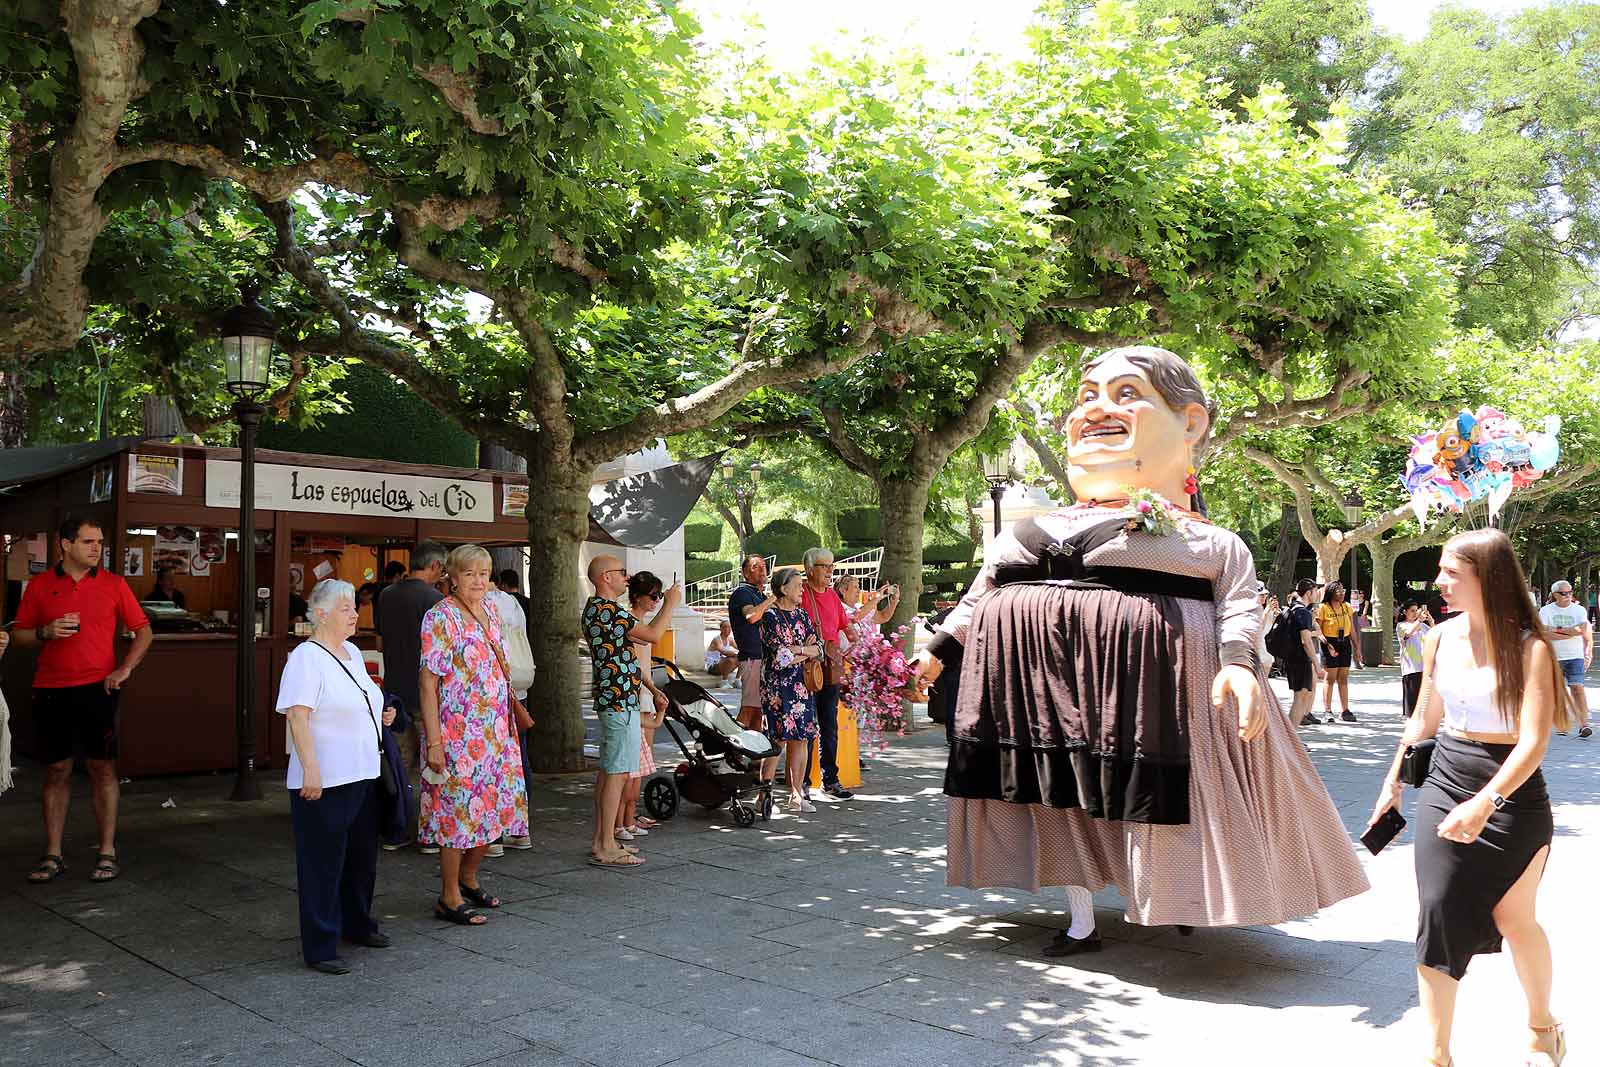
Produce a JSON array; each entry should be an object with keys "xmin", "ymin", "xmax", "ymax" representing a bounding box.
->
[
  {"xmin": 309, "ymin": 641, "xmax": 400, "ymax": 798},
  {"xmin": 454, "ymin": 597, "xmax": 536, "ymax": 733},
  {"xmin": 800, "ymin": 587, "xmax": 838, "ymax": 690},
  {"xmin": 1399, "ymin": 630, "xmax": 1438, "ymax": 787}
]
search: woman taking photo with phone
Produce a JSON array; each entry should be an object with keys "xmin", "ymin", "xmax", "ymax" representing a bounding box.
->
[{"xmin": 1367, "ymin": 529, "xmax": 1572, "ymax": 1067}]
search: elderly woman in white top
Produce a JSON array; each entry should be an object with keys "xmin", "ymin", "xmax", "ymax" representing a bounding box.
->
[{"xmin": 276, "ymin": 579, "xmax": 396, "ymax": 974}]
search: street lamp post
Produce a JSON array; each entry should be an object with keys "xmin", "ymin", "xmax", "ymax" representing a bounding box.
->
[
  {"xmin": 1341, "ymin": 490, "xmax": 1364, "ymax": 596},
  {"xmin": 981, "ymin": 449, "xmax": 1015, "ymax": 537},
  {"xmin": 220, "ymin": 283, "xmax": 276, "ymax": 802},
  {"xmin": 721, "ymin": 458, "xmax": 762, "ymax": 549}
]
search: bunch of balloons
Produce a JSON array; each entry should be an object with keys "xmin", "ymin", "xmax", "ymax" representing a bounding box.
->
[{"xmin": 1403, "ymin": 405, "xmax": 1560, "ymax": 526}]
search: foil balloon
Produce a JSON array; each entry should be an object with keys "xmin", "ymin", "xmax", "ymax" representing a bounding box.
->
[{"xmin": 1403, "ymin": 404, "xmax": 1560, "ymax": 523}]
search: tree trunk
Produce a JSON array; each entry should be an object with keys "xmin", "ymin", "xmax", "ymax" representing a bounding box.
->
[
  {"xmin": 1313, "ymin": 538, "xmax": 1349, "ymax": 584},
  {"xmin": 965, "ymin": 494, "xmax": 983, "ymax": 546},
  {"xmin": 1369, "ymin": 542, "xmax": 1399, "ymax": 666},
  {"xmin": 737, "ymin": 497, "xmax": 755, "ymax": 550},
  {"xmin": 523, "ymin": 451, "xmax": 595, "ymax": 772},
  {"xmin": 481, "ymin": 441, "xmax": 527, "ymax": 579},
  {"xmin": 1265, "ymin": 504, "xmax": 1300, "ymax": 597},
  {"xmin": 0, "ymin": 368, "xmax": 27, "ymax": 449},
  {"xmin": 877, "ymin": 475, "xmax": 932, "ymax": 635}
]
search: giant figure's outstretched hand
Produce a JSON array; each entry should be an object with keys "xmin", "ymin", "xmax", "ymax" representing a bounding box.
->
[{"xmin": 1212, "ymin": 664, "xmax": 1266, "ymax": 742}]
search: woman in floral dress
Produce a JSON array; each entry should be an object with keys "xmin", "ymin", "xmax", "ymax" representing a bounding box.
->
[
  {"xmin": 419, "ymin": 545, "xmax": 529, "ymax": 926},
  {"xmin": 761, "ymin": 567, "xmax": 823, "ymax": 814}
]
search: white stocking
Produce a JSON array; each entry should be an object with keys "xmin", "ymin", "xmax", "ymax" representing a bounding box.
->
[{"xmin": 1064, "ymin": 884, "xmax": 1096, "ymax": 939}]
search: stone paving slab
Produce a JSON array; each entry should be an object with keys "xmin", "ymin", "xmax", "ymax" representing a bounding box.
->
[{"xmin": 1, "ymin": 667, "xmax": 1596, "ymax": 1067}]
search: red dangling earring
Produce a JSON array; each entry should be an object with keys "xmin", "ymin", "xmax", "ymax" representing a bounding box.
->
[{"xmin": 1184, "ymin": 465, "xmax": 1199, "ymax": 498}]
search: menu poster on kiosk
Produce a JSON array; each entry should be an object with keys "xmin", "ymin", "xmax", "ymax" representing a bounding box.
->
[
  {"xmin": 129, "ymin": 454, "xmax": 183, "ymax": 494},
  {"xmin": 207, "ymin": 460, "xmax": 495, "ymax": 523}
]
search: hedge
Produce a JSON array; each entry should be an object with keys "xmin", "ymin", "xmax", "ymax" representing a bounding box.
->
[
  {"xmin": 925, "ymin": 565, "xmax": 981, "ymax": 591},
  {"xmin": 746, "ymin": 518, "xmax": 822, "ymax": 566},
  {"xmin": 683, "ymin": 522, "xmax": 723, "ymax": 557},
  {"xmin": 922, "ymin": 538, "xmax": 977, "ymax": 565},
  {"xmin": 837, "ymin": 507, "xmax": 881, "ymax": 544},
  {"xmin": 686, "ymin": 558, "xmax": 732, "ymax": 584},
  {"xmin": 258, "ymin": 363, "xmax": 478, "ymax": 468}
]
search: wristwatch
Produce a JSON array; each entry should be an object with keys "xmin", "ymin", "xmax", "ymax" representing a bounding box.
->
[
  {"xmin": 1489, "ymin": 792, "xmax": 1507, "ymax": 810},
  {"xmin": 36, "ymin": 626, "xmax": 49, "ymax": 642}
]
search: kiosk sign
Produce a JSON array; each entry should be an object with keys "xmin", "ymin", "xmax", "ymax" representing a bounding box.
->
[{"xmin": 206, "ymin": 461, "xmax": 494, "ymax": 523}]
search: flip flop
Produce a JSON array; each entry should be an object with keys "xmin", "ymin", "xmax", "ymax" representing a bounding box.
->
[
  {"xmin": 458, "ymin": 882, "xmax": 500, "ymax": 909},
  {"xmin": 588, "ymin": 853, "xmax": 645, "ymax": 868},
  {"xmin": 26, "ymin": 854, "xmax": 66, "ymax": 884},
  {"xmin": 433, "ymin": 898, "xmax": 487, "ymax": 925},
  {"xmin": 634, "ymin": 816, "xmax": 659, "ymax": 829},
  {"xmin": 90, "ymin": 854, "xmax": 120, "ymax": 883}
]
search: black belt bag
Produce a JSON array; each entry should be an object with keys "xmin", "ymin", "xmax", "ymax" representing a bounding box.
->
[{"xmin": 1400, "ymin": 738, "xmax": 1436, "ymax": 788}]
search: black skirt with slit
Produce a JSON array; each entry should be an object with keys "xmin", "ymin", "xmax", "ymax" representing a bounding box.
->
[{"xmin": 1415, "ymin": 732, "xmax": 1552, "ymax": 980}]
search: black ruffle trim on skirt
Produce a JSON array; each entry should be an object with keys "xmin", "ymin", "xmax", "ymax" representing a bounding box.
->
[{"xmin": 945, "ymin": 740, "xmax": 1189, "ymax": 824}]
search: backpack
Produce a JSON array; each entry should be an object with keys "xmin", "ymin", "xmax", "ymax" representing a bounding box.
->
[{"xmin": 1264, "ymin": 608, "xmax": 1298, "ymax": 659}]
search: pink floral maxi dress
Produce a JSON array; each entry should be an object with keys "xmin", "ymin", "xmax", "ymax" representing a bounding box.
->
[{"xmin": 418, "ymin": 598, "xmax": 529, "ymax": 849}]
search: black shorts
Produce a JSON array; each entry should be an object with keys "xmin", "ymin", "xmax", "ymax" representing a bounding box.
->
[
  {"xmin": 1283, "ymin": 651, "xmax": 1316, "ymax": 693},
  {"xmin": 34, "ymin": 683, "xmax": 120, "ymax": 763},
  {"xmin": 1322, "ymin": 635, "xmax": 1353, "ymax": 669}
]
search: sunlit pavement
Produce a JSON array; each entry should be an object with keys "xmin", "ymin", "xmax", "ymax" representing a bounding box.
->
[{"xmin": 2, "ymin": 667, "xmax": 1594, "ymax": 1067}]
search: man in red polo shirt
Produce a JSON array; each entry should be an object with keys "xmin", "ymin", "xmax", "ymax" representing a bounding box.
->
[
  {"xmin": 799, "ymin": 547, "xmax": 855, "ymax": 800},
  {"xmin": 11, "ymin": 516, "xmax": 152, "ymax": 884}
]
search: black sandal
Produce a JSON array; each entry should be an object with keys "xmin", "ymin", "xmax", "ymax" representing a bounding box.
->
[
  {"xmin": 90, "ymin": 853, "xmax": 120, "ymax": 882},
  {"xmin": 458, "ymin": 882, "xmax": 500, "ymax": 909},
  {"xmin": 434, "ymin": 898, "xmax": 486, "ymax": 925},
  {"xmin": 27, "ymin": 854, "xmax": 66, "ymax": 884}
]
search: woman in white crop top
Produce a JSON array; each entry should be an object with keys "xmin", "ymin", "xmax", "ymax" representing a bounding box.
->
[{"xmin": 1367, "ymin": 529, "xmax": 1574, "ymax": 1067}]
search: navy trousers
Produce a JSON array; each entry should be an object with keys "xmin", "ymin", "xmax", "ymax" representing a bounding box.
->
[
  {"xmin": 290, "ymin": 778, "xmax": 380, "ymax": 964},
  {"xmin": 809, "ymin": 684, "xmax": 841, "ymax": 788}
]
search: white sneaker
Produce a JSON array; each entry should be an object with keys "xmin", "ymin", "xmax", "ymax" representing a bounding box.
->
[
  {"xmin": 616, "ymin": 827, "xmax": 635, "ymax": 841},
  {"xmin": 486, "ymin": 843, "xmax": 505, "ymax": 858},
  {"xmin": 503, "ymin": 834, "xmax": 533, "ymax": 850},
  {"xmin": 787, "ymin": 799, "xmax": 816, "ymax": 814},
  {"xmin": 622, "ymin": 824, "xmax": 649, "ymax": 837}
]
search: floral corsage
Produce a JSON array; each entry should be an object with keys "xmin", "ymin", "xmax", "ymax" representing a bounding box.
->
[{"xmin": 1124, "ymin": 488, "xmax": 1179, "ymax": 537}]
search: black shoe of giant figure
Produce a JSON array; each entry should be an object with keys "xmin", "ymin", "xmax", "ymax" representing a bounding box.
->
[{"xmin": 1042, "ymin": 930, "xmax": 1103, "ymax": 958}]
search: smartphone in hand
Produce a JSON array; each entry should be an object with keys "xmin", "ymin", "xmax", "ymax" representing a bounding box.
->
[{"xmin": 1361, "ymin": 807, "xmax": 1407, "ymax": 855}]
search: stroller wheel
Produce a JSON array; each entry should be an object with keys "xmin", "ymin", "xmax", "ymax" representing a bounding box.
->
[
  {"xmin": 759, "ymin": 785, "xmax": 774, "ymax": 822},
  {"xmin": 642, "ymin": 776, "xmax": 679, "ymax": 821},
  {"xmin": 732, "ymin": 802, "xmax": 757, "ymax": 829}
]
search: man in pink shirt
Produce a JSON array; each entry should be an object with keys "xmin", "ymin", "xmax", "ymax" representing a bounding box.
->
[{"xmin": 798, "ymin": 547, "xmax": 854, "ymax": 800}]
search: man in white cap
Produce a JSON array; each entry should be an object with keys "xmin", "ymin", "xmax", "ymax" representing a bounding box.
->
[{"xmin": 1539, "ymin": 580, "xmax": 1592, "ymax": 738}]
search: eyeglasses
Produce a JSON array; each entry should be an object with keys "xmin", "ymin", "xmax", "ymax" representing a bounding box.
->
[{"xmin": 604, "ymin": 568, "xmax": 629, "ymax": 578}]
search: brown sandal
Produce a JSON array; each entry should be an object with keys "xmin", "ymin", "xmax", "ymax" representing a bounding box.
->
[
  {"xmin": 90, "ymin": 853, "xmax": 120, "ymax": 882},
  {"xmin": 27, "ymin": 854, "xmax": 66, "ymax": 884}
]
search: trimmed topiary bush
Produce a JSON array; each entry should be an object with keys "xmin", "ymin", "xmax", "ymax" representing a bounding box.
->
[
  {"xmin": 746, "ymin": 518, "xmax": 823, "ymax": 567},
  {"xmin": 926, "ymin": 565, "xmax": 981, "ymax": 591},
  {"xmin": 686, "ymin": 558, "xmax": 732, "ymax": 584},
  {"xmin": 258, "ymin": 363, "xmax": 478, "ymax": 468},
  {"xmin": 684, "ymin": 522, "xmax": 724, "ymax": 557},
  {"xmin": 837, "ymin": 507, "xmax": 881, "ymax": 545},
  {"xmin": 923, "ymin": 538, "xmax": 977, "ymax": 565}
]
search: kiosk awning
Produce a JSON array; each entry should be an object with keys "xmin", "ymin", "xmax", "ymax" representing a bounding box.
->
[{"xmin": 0, "ymin": 436, "xmax": 148, "ymax": 491}]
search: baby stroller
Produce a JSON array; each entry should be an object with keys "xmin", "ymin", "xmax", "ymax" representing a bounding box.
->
[{"xmin": 641, "ymin": 659, "xmax": 779, "ymax": 828}]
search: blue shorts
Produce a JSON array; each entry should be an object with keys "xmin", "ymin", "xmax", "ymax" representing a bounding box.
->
[
  {"xmin": 599, "ymin": 706, "xmax": 641, "ymax": 775},
  {"xmin": 1559, "ymin": 658, "xmax": 1587, "ymax": 686}
]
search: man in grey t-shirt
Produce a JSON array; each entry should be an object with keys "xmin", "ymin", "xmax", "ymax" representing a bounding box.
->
[
  {"xmin": 376, "ymin": 541, "xmax": 447, "ymax": 842},
  {"xmin": 1539, "ymin": 581, "xmax": 1592, "ymax": 738}
]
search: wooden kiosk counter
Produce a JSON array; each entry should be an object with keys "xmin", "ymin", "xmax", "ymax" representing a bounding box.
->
[{"xmin": 1, "ymin": 439, "xmax": 533, "ymax": 776}]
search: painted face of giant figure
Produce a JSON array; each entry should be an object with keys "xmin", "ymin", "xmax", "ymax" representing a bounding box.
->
[{"xmin": 1064, "ymin": 346, "xmax": 1213, "ymax": 507}]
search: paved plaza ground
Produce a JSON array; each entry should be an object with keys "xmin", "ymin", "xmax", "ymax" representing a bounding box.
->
[{"xmin": 2, "ymin": 668, "xmax": 1596, "ymax": 1067}]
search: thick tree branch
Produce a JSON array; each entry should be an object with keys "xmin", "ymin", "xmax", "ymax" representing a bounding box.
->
[
  {"xmin": 818, "ymin": 405, "xmax": 882, "ymax": 479},
  {"xmin": 0, "ymin": 0, "xmax": 161, "ymax": 359},
  {"xmin": 1242, "ymin": 446, "xmax": 1328, "ymax": 544},
  {"xmin": 1007, "ymin": 399, "xmax": 1074, "ymax": 499},
  {"xmin": 332, "ymin": 8, "xmax": 506, "ymax": 135},
  {"xmin": 1211, "ymin": 362, "xmax": 1374, "ymax": 451},
  {"xmin": 260, "ymin": 199, "xmax": 530, "ymax": 454}
]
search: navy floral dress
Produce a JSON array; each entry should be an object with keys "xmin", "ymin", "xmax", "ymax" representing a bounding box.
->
[{"xmin": 760, "ymin": 606, "xmax": 818, "ymax": 741}]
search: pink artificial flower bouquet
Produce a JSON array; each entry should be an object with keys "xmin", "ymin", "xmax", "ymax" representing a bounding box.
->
[{"xmin": 843, "ymin": 624, "xmax": 915, "ymax": 755}]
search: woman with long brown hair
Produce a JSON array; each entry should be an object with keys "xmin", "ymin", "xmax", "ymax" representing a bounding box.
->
[{"xmin": 1367, "ymin": 529, "xmax": 1572, "ymax": 1067}]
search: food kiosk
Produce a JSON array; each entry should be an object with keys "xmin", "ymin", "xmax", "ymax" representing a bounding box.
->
[{"xmin": 1, "ymin": 439, "xmax": 533, "ymax": 775}]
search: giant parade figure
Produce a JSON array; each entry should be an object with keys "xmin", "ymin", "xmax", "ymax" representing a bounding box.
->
[{"xmin": 911, "ymin": 345, "xmax": 1369, "ymax": 956}]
